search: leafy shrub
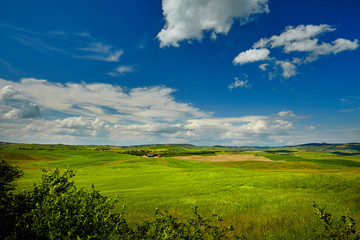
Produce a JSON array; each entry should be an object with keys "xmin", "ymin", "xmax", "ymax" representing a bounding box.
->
[
  {"xmin": 134, "ymin": 206, "xmax": 237, "ymax": 239},
  {"xmin": 313, "ymin": 202, "xmax": 360, "ymax": 240},
  {"xmin": 1, "ymin": 166, "xmax": 131, "ymax": 239}
]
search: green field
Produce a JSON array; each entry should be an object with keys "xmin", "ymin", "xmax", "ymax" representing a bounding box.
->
[{"xmin": 1, "ymin": 143, "xmax": 360, "ymax": 239}]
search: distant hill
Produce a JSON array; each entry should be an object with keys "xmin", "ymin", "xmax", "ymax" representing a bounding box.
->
[{"xmin": 1, "ymin": 141, "xmax": 359, "ymax": 154}]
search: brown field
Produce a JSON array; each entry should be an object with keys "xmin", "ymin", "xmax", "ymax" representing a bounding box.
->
[{"xmin": 173, "ymin": 154, "xmax": 274, "ymax": 162}]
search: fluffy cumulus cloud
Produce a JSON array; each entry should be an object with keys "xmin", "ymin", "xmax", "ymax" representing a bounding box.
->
[
  {"xmin": 0, "ymin": 77, "xmax": 314, "ymax": 145},
  {"xmin": 157, "ymin": 0, "xmax": 269, "ymax": 47},
  {"xmin": 234, "ymin": 24, "xmax": 359, "ymax": 79}
]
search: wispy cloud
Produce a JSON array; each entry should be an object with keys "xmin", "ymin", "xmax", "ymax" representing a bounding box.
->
[
  {"xmin": 0, "ymin": 58, "xmax": 17, "ymax": 74},
  {"xmin": 339, "ymin": 96, "xmax": 360, "ymax": 113},
  {"xmin": 12, "ymin": 34, "xmax": 68, "ymax": 54},
  {"xmin": 108, "ymin": 65, "xmax": 135, "ymax": 76},
  {"xmin": 0, "ymin": 23, "xmax": 124, "ymax": 62},
  {"xmin": 77, "ymin": 42, "xmax": 123, "ymax": 62}
]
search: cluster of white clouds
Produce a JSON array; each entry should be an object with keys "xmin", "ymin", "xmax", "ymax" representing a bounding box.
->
[
  {"xmin": 0, "ymin": 78, "xmax": 310, "ymax": 145},
  {"xmin": 157, "ymin": 0, "xmax": 269, "ymax": 47},
  {"xmin": 233, "ymin": 24, "xmax": 359, "ymax": 79},
  {"xmin": 157, "ymin": 1, "xmax": 358, "ymax": 85}
]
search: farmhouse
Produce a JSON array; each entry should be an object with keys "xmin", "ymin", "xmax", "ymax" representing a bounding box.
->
[{"xmin": 143, "ymin": 152, "xmax": 161, "ymax": 158}]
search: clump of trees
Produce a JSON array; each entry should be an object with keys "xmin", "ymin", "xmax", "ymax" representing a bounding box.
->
[{"xmin": 0, "ymin": 160, "xmax": 236, "ymax": 239}]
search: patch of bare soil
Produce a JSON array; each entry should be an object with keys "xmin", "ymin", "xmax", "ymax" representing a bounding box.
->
[{"xmin": 173, "ymin": 154, "xmax": 273, "ymax": 162}]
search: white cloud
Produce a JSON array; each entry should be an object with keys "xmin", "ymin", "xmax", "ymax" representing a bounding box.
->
[
  {"xmin": 157, "ymin": 0, "xmax": 269, "ymax": 47},
  {"xmin": 276, "ymin": 60, "xmax": 297, "ymax": 78},
  {"xmin": 108, "ymin": 65, "xmax": 135, "ymax": 76},
  {"xmin": 0, "ymin": 85, "xmax": 23, "ymax": 103},
  {"xmin": 278, "ymin": 110, "xmax": 296, "ymax": 118},
  {"xmin": 323, "ymin": 38, "xmax": 358, "ymax": 54},
  {"xmin": 4, "ymin": 103, "xmax": 41, "ymax": 120},
  {"xmin": 259, "ymin": 63, "xmax": 269, "ymax": 71},
  {"xmin": 283, "ymin": 38, "xmax": 359, "ymax": 55},
  {"xmin": 77, "ymin": 42, "xmax": 123, "ymax": 62},
  {"xmin": 24, "ymin": 116, "xmax": 109, "ymax": 138},
  {"xmin": 252, "ymin": 24, "xmax": 358, "ymax": 56},
  {"xmin": 184, "ymin": 112, "xmax": 295, "ymax": 143},
  {"xmin": 228, "ymin": 77, "xmax": 250, "ymax": 90},
  {"xmin": 233, "ymin": 48, "xmax": 270, "ymax": 65},
  {"xmin": 253, "ymin": 24, "xmax": 335, "ymax": 49},
  {"xmin": 305, "ymin": 125, "xmax": 316, "ymax": 130}
]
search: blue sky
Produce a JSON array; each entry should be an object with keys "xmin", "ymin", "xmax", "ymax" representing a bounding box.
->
[{"xmin": 0, "ymin": 0, "xmax": 359, "ymax": 146}]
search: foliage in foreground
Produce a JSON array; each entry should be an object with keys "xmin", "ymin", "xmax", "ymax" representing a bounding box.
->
[
  {"xmin": 0, "ymin": 161, "xmax": 235, "ymax": 239},
  {"xmin": 313, "ymin": 203, "xmax": 360, "ymax": 240}
]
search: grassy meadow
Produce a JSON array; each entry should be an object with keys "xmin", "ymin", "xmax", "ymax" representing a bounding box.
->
[{"xmin": 1, "ymin": 143, "xmax": 360, "ymax": 239}]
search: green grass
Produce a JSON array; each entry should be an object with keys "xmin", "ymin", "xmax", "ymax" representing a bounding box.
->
[{"xmin": 1, "ymin": 144, "xmax": 360, "ymax": 239}]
